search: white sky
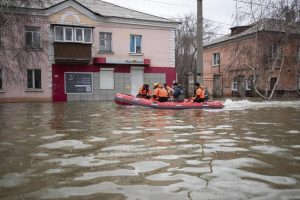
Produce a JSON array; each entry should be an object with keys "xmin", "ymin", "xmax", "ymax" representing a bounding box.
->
[{"xmin": 102, "ymin": 0, "xmax": 238, "ymax": 34}]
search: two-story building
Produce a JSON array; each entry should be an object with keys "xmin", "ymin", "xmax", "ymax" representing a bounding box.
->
[
  {"xmin": 203, "ymin": 20, "xmax": 300, "ymax": 98},
  {"xmin": 0, "ymin": 0, "xmax": 179, "ymax": 102}
]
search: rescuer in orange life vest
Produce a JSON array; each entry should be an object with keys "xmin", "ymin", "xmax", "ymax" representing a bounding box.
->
[
  {"xmin": 137, "ymin": 84, "xmax": 151, "ymax": 99},
  {"xmin": 193, "ymin": 82, "xmax": 205, "ymax": 103},
  {"xmin": 152, "ymin": 83, "xmax": 169, "ymax": 102}
]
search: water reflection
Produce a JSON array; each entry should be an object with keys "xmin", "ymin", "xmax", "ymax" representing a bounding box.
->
[{"xmin": 0, "ymin": 100, "xmax": 299, "ymax": 199}]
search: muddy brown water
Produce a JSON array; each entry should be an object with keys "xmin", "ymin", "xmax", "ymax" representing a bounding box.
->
[{"xmin": 0, "ymin": 100, "xmax": 300, "ymax": 200}]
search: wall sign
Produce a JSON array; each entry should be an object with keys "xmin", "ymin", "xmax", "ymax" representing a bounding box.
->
[{"xmin": 65, "ymin": 72, "xmax": 93, "ymax": 94}]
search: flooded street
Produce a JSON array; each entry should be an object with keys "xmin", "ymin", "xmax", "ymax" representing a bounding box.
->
[{"xmin": 0, "ymin": 100, "xmax": 300, "ymax": 200}]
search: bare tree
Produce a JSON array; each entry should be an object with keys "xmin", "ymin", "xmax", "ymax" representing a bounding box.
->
[
  {"xmin": 0, "ymin": 0, "xmax": 50, "ymax": 86},
  {"xmin": 175, "ymin": 14, "xmax": 220, "ymax": 94},
  {"xmin": 228, "ymin": 0, "xmax": 300, "ymax": 99}
]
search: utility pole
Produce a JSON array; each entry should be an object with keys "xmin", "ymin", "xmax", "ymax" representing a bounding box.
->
[{"xmin": 196, "ymin": 0, "xmax": 203, "ymax": 84}]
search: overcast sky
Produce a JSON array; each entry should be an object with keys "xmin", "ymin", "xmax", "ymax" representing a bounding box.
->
[{"xmin": 102, "ymin": 0, "xmax": 237, "ymax": 34}]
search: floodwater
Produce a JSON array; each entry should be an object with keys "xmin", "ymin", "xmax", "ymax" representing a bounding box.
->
[{"xmin": 0, "ymin": 100, "xmax": 300, "ymax": 200}]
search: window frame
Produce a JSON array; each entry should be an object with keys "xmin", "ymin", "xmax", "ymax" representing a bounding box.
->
[
  {"xmin": 74, "ymin": 28, "xmax": 83, "ymax": 42},
  {"xmin": 0, "ymin": 31, "xmax": 2, "ymax": 47},
  {"xmin": 99, "ymin": 32, "xmax": 112, "ymax": 52},
  {"xmin": 297, "ymin": 46, "xmax": 300, "ymax": 63},
  {"xmin": 232, "ymin": 81, "xmax": 238, "ymax": 91},
  {"xmin": 0, "ymin": 68, "xmax": 2, "ymax": 90},
  {"xmin": 64, "ymin": 27, "xmax": 73, "ymax": 42},
  {"xmin": 246, "ymin": 80, "xmax": 251, "ymax": 90},
  {"xmin": 54, "ymin": 26, "xmax": 93, "ymax": 44},
  {"xmin": 25, "ymin": 26, "xmax": 41, "ymax": 49},
  {"xmin": 268, "ymin": 44, "xmax": 278, "ymax": 59},
  {"xmin": 212, "ymin": 53, "xmax": 220, "ymax": 66},
  {"xmin": 130, "ymin": 34, "xmax": 142, "ymax": 54},
  {"xmin": 27, "ymin": 69, "xmax": 42, "ymax": 89}
]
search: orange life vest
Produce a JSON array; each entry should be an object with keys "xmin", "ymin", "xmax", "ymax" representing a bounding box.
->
[
  {"xmin": 196, "ymin": 87, "xmax": 205, "ymax": 99},
  {"xmin": 153, "ymin": 87, "xmax": 168, "ymax": 98},
  {"xmin": 158, "ymin": 88, "xmax": 168, "ymax": 97}
]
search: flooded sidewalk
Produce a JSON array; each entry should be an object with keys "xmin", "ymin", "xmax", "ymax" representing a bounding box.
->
[{"xmin": 0, "ymin": 100, "xmax": 300, "ymax": 199}]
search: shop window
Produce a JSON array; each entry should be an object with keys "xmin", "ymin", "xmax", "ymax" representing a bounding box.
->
[
  {"xmin": 212, "ymin": 53, "xmax": 220, "ymax": 66},
  {"xmin": 0, "ymin": 68, "xmax": 2, "ymax": 90},
  {"xmin": 99, "ymin": 32, "xmax": 112, "ymax": 52},
  {"xmin": 130, "ymin": 35, "xmax": 142, "ymax": 53},
  {"xmin": 27, "ymin": 69, "xmax": 41, "ymax": 89},
  {"xmin": 65, "ymin": 72, "xmax": 92, "ymax": 94},
  {"xmin": 25, "ymin": 26, "xmax": 41, "ymax": 48},
  {"xmin": 54, "ymin": 26, "xmax": 92, "ymax": 43},
  {"xmin": 100, "ymin": 69, "xmax": 114, "ymax": 89},
  {"xmin": 232, "ymin": 81, "xmax": 238, "ymax": 91}
]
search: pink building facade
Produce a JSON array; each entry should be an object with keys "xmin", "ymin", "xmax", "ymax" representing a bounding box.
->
[{"xmin": 0, "ymin": 0, "xmax": 179, "ymax": 102}]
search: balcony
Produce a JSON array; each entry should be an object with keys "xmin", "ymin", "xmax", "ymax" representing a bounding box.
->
[{"xmin": 54, "ymin": 43, "xmax": 92, "ymax": 64}]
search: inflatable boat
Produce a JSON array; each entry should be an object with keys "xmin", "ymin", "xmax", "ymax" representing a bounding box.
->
[{"xmin": 114, "ymin": 93, "xmax": 224, "ymax": 109}]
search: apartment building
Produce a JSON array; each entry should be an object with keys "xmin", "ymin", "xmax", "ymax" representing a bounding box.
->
[
  {"xmin": 0, "ymin": 0, "xmax": 179, "ymax": 102},
  {"xmin": 203, "ymin": 20, "xmax": 300, "ymax": 97}
]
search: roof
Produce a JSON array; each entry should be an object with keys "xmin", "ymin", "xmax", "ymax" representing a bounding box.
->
[
  {"xmin": 204, "ymin": 19, "xmax": 300, "ymax": 48},
  {"xmin": 1, "ymin": 0, "xmax": 178, "ymax": 24}
]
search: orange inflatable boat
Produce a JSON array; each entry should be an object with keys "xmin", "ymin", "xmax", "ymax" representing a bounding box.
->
[{"xmin": 114, "ymin": 93, "xmax": 224, "ymax": 109}]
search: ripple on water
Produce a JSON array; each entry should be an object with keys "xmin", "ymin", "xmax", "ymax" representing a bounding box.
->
[
  {"xmin": 30, "ymin": 153, "xmax": 49, "ymax": 157},
  {"xmin": 41, "ymin": 134, "xmax": 67, "ymax": 140},
  {"xmin": 74, "ymin": 169, "xmax": 137, "ymax": 181},
  {"xmin": 153, "ymin": 154, "xmax": 197, "ymax": 160},
  {"xmin": 101, "ymin": 145, "xmax": 146, "ymax": 152},
  {"xmin": 0, "ymin": 173, "xmax": 29, "ymax": 188},
  {"xmin": 164, "ymin": 125, "xmax": 194, "ymax": 129},
  {"xmin": 112, "ymin": 130, "xmax": 142, "ymax": 135},
  {"xmin": 287, "ymin": 130, "xmax": 300, "ymax": 134},
  {"xmin": 86, "ymin": 136, "xmax": 107, "ymax": 142},
  {"xmin": 46, "ymin": 156, "xmax": 119, "ymax": 167},
  {"xmin": 251, "ymin": 145, "xmax": 288, "ymax": 155},
  {"xmin": 128, "ymin": 161, "xmax": 170, "ymax": 173},
  {"xmin": 39, "ymin": 140, "xmax": 91, "ymax": 149},
  {"xmin": 244, "ymin": 137, "xmax": 270, "ymax": 142}
]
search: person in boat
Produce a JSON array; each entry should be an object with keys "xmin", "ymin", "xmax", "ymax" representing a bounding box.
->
[
  {"xmin": 137, "ymin": 84, "xmax": 151, "ymax": 99},
  {"xmin": 193, "ymin": 82, "xmax": 205, "ymax": 103},
  {"xmin": 172, "ymin": 82, "xmax": 184, "ymax": 102},
  {"xmin": 152, "ymin": 83, "xmax": 169, "ymax": 102},
  {"xmin": 204, "ymin": 87, "xmax": 209, "ymax": 102},
  {"xmin": 163, "ymin": 83, "xmax": 174, "ymax": 98}
]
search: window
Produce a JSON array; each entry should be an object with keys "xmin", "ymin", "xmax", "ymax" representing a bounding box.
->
[
  {"xmin": 268, "ymin": 44, "xmax": 278, "ymax": 59},
  {"xmin": 25, "ymin": 26, "xmax": 41, "ymax": 48},
  {"xmin": 232, "ymin": 82, "xmax": 238, "ymax": 91},
  {"xmin": 75, "ymin": 28, "xmax": 83, "ymax": 42},
  {"xmin": 130, "ymin": 35, "xmax": 142, "ymax": 53},
  {"xmin": 55, "ymin": 26, "xmax": 64, "ymax": 41},
  {"xmin": 246, "ymin": 80, "xmax": 251, "ymax": 90},
  {"xmin": 0, "ymin": 31, "xmax": 2, "ymax": 46},
  {"xmin": 297, "ymin": 46, "xmax": 300, "ymax": 62},
  {"xmin": 84, "ymin": 28, "xmax": 92, "ymax": 43},
  {"xmin": 100, "ymin": 69, "xmax": 114, "ymax": 89},
  {"xmin": 99, "ymin": 32, "xmax": 112, "ymax": 52},
  {"xmin": 212, "ymin": 53, "xmax": 220, "ymax": 66},
  {"xmin": 54, "ymin": 26, "xmax": 92, "ymax": 43},
  {"xmin": 64, "ymin": 27, "xmax": 73, "ymax": 42},
  {"xmin": 0, "ymin": 68, "xmax": 2, "ymax": 90},
  {"xmin": 27, "ymin": 69, "xmax": 41, "ymax": 89}
]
